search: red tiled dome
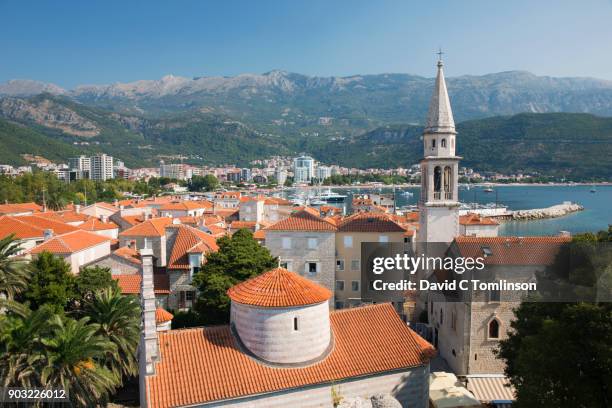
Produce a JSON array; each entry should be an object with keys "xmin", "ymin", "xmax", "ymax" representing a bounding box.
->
[
  {"xmin": 155, "ymin": 307, "xmax": 174, "ymax": 324},
  {"xmin": 227, "ymin": 267, "xmax": 332, "ymax": 307}
]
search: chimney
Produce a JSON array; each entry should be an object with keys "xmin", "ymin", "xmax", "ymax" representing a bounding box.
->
[
  {"xmin": 43, "ymin": 229, "xmax": 54, "ymax": 241},
  {"xmin": 100, "ymin": 215, "xmax": 108, "ymax": 223},
  {"xmin": 75, "ymin": 204, "xmax": 81, "ymax": 214},
  {"xmin": 139, "ymin": 248, "xmax": 159, "ymax": 376}
]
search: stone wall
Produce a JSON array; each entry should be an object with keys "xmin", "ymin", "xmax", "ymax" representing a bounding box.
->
[
  {"xmin": 231, "ymin": 301, "xmax": 331, "ymax": 364},
  {"xmin": 193, "ymin": 365, "xmax": 430, "ymax": 408},
  {"xmin": 265, "ymin": 230, "xmax": 336, "ymax": 305}
]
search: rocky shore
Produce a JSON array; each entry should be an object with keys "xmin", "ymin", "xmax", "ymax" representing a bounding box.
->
[{"xmin": 510, "ymin": 202, "xmax": 584, "ymax": 220}]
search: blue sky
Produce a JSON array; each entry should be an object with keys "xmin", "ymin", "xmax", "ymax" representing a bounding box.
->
[{"xmin": 1, "ymin": 0, "xmax": 611, "ymax": 88}]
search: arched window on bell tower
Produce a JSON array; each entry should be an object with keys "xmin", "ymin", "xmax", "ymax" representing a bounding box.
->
[
  {"xmin": 433, "ymin": 166, "xmax": 442, "ymax": 200},
  {"xmin": 443, "ymin": 166, "xmax": 452, "ymax": 200},
  {"xmin": 441, "ymin": 139, "xmax": 446, "ymax": 148}
]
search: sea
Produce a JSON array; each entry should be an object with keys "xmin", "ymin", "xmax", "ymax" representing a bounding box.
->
[{"xmin": 285, "ymin": 185, "xmax": 612, "ymax": 237}]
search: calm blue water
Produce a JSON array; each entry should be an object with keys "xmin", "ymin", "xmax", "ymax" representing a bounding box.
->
[{"xmin": 289, "ymin": 185, "xmax": 612, "ymax": 236}]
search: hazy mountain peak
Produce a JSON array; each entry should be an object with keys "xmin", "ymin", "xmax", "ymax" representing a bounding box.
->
[{"xmin": 0, "ymin": 79, "xmax": 66, "ymax": 96}]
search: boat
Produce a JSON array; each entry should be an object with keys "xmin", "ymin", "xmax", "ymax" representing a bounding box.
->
[
  {"xmin": 401, "ymin": 190, "xmax": 414, "ymax": 197},
  {"xmin": 483, "ymin": 187, "xmax": 494, "ymax": 193},
  {"xmin": 318, "ymin": 190, "xmax": 347, "ymax": 203},
  {"xmin": 590, "ymin": 186, "xmax": 597, "ymax": 193}
]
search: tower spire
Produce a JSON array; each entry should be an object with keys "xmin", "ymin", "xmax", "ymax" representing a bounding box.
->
[{"xmin": 425, "ymin": 51, "xmax": 455, "ymax": 134}]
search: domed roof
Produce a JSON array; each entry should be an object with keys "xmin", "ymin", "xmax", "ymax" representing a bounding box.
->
[
  {"xmin": 227, "ymin": 267, "xmax": 332, "ymax": 307},
  {"xmin": 155, "ymin": 307, "xmax": 174, "ymax": 324}
]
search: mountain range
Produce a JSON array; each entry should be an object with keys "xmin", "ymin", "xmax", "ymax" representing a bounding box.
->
[{"xmin": 1, "ymin": 70, "xmax": 612, "ymax": 179}]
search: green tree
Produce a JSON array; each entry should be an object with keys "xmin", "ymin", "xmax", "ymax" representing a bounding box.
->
[
  {"xmin": 85, "ymin": 287, "xmax": 140, "ymax": 382},
  {"xmin": 75, "ymin": 266, "xmax": 118, "ymax": 302},
  {"xmin": 0, "ymin": 234, "xmax": 30, "ymax": 300},
  {"xmin": 193, "ymin": 229, "xmax": 277, "ymax": 322},
  {"xmin": 38, "ymin": 315, "xmax": 118, "ymax": 407},
  {"xmin": 23, "ymin": 252, "xmax": 76, "ymax": 312},
  {"xmin": 497, "ymin": 302, "xmax": 611, "ymax": 408},
  {"xmin": 189, "ymin": 174, "xmax": 220, "ymax": 192}
]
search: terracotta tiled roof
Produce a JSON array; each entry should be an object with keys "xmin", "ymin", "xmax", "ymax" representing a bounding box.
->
[
  {"xmin": 0, "ymin": 202, "xmax": 42, "ymax": 215},
  {"xmin": 227, "ymin": 267, "xmax": 332, "ymax": 307},
  {"xmin": 206, "ymin": 224, "xmax": 228, "ymax": 237},
  {"xmin": 168, "ymin": 225, "xmax": 219, "ymax": 270},
  {"xmin": 214, "ymin": 208, "xmax": 239, "ymax": 220},
  {"xmin": 160, "ymin": 200, "xmax": 213, "ymax": 211},
  {"xmin": 459, "ymin": 213, "xmax": 499, "ymax": 226},
  {"xmin": 230, "ymin": 221, "xmax": 257, "ymax": 230},
  {"xmin": 338, "ymin": 212, "xmax": 406, "ymax": 233},
  {"xmin": 264, "ymin": 197, "xmax": 292, "ymax": 205},
  {"xmin": 217, "ymin": 192, "xmax": 241, "ymax": 199},
  {"xmin": 112, "ymin": 274, "xmax": 170, "ymax": 294},
  {"xmin": 252, "ymin": 229, "xmax": 265, "ymax": 240},
  {"xmin": 454, "ymin": 236, "xmax": 571, "ymax": 265},
  {"xmin": 0, "ymin": 215, "xmax": 78, "ymax": 240},
  {"xmin": 78, "ymin": 217, "xmax": 119, "ymax": 231},
  {"xmin": 119, "ymin": 217, "xmax": 173, "ymax": 237},
  {"xmin": 145, "ymin": 303, "xmax": 434, "ymax": 408},
  {"xmin": 265, "ymin": 208, "xmax": 336, "ymax": 231},
  {"xmin": 155, "ymin": 307, "xmax": 174, "ymax": 324},
  {"xmin": 35, "ymin": 211, "xmax": 90, "ymax": 224},
  {"xmin": 112, "ymin": 246, "xmax": 141, "ymax": 265},
  {"xmin": 29, "ymin": 230, "xmax": 111, "ymax": 254}
]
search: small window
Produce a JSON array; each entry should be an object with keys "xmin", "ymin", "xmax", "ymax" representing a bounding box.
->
[
  {"xmin": 432, "ymin": 139, "xmax": 436, "ymax": 148},
  {"xmin": 293, "ymin": 317, "xmax": 298, "ymax": 331},
  {"xmin": 351, "ymin": 280, "xmax": 360, "ymax": 291},
  {"xmin": 489, "ymin": 287, "xmax": 501, "ymax": 302},
  {"xmin": 280, "ymin": 261, "xmax": 289, "ymax": 269},
  {"xmin": 335, "ymin": 301, "xmax": 344, "ymax": 309},
  {"xmin": 441, "ymin": 139, "xmax": 447, "ymax": 148},
  {"xmin": 282, "ymin": 237, "xmax": 291, "ymax": 249},
  {"xmin": 351, "ymin": 259, "xmax": 360, "ymax": 270},
  {"xmin": 379, "ymin": 235, "xmax": 389, "ymax": 243},
  {"xmin": 343, "ymin": 236, "xmax": 353, "ymax": 248},
  {"xmin": 336, "ymin": 259, "xmax": 345, "ymax": 271},
  {"xmin": 307, "ymin": 238, "xmax": 317, "ymax": 249},
  {"xmin": 336, "ymin": 280, "xmax": 345, "ymax": 291},
  {"xmin": 307, "ymin": 262, "xmax": 317, "ymax": 274},
  {"xmin": 440, "ymin": 308, "xmax": 444, "ymax": 325},
  {"xmin": 489, "ymin": 319, "xmax": 500, "ymax": 339}
]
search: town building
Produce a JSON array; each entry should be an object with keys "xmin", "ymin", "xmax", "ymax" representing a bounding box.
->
[
  {"xmin": 139, "ymin": 264, "xmax": 435, "ymax": 408},
  {"xmin": 293, "ymin": 154, "xmax": 314, "ymax": 184},
  {"xmin": 264, "ymin": 208, "xmax": 337, "ymax": 302},
  {"xmin": 334, "ymin": 212, "xmax": 407, "ymax": 310},
  {"xmin": 90, "ymin": 154, "xmax": 114, "ymax": 181}
]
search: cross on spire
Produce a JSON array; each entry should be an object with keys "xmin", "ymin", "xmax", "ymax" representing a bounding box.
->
[{"xmin": 437, "ymin": 48, "xmax": 444, "ymax": 61}]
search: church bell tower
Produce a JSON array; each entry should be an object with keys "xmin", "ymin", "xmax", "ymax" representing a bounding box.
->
[{"xmin": 418, "ymin": 53, "xmax": 460, "ymax": 243}]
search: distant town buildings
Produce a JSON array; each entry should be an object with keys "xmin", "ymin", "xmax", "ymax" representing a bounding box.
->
[{"xmin": 293, "ymin": 154, "xmax": 315, "ymax": 184}]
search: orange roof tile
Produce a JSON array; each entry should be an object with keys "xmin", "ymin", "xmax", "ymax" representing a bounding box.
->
[
  {"xmin": 230, "ymin": 221, "xmax": 257, "ymax": 230},
  {"xmin": 112, "ymin": 274, "xmax": 170, "ymax": 294},
  {"xmin": 112, "ymin": 246, "xmax": 141, "ymax": 265},
  {"xmin": 459, "ymin": 213, "xmax": 499, "ymax": 226},
  {"xmin": 252, "ymin": 229, "xmax": 265, "ymax": 240},
  {"xmin": 119, "ymin": 217, "xmax": 173, "ymax": 237},
  {"xmin": 0, "ymin": 202, "xmax": 42, "ymax": 215},
  {"xmin": 0, "ymin": 215, "xmax": 79, "ymax": 240},
  {"xmin": 227, "ymin": 267, "xmax": 332, "ymax": 307},
  {"xmin": 35, "ymin": 210, "xmax": 90, "ymax": 224},
  {"xmin": 454, "ymin": 236, "xmax": 571, "ymax": 265},
  {"xmin": 145, "ymin": 303, "xmax": 434, "ymax": 408},
  {"xmin": 265, "ymin": 208, "xmax": 337, "ymax": 231},
  {"xmin": 168, "ymin": 225, "xmax": 219, "ymax": 270},
  {"xmin": 29, "ymin": 230, "xmax": 111, "ymax": 254},
  {"xmin": 155, "ymin": 307, "xmax": 174, "ymax": 324},
  {"xmin": 338, "ymin": 212, "xmax": 406, "ymax": 233},
  {"xmin": 160, "ymin": 200, "xmax": 213, "ymax": 211},
  {"xmin": 78, "ymin": 217, "xmax": 119, "ymax": 231}
]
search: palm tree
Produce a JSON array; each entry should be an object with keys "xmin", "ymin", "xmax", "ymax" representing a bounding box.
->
[
  {"xmin": 39, "ymin": 315, "xmax": 118, "ymax": 407},
  {"xmin": 0, "ymin": 234, "xmax": 30, "ymax": 300},
  {"xmin": 85, "ymin": 287, "xmax": 141, "ymax": 382}
]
